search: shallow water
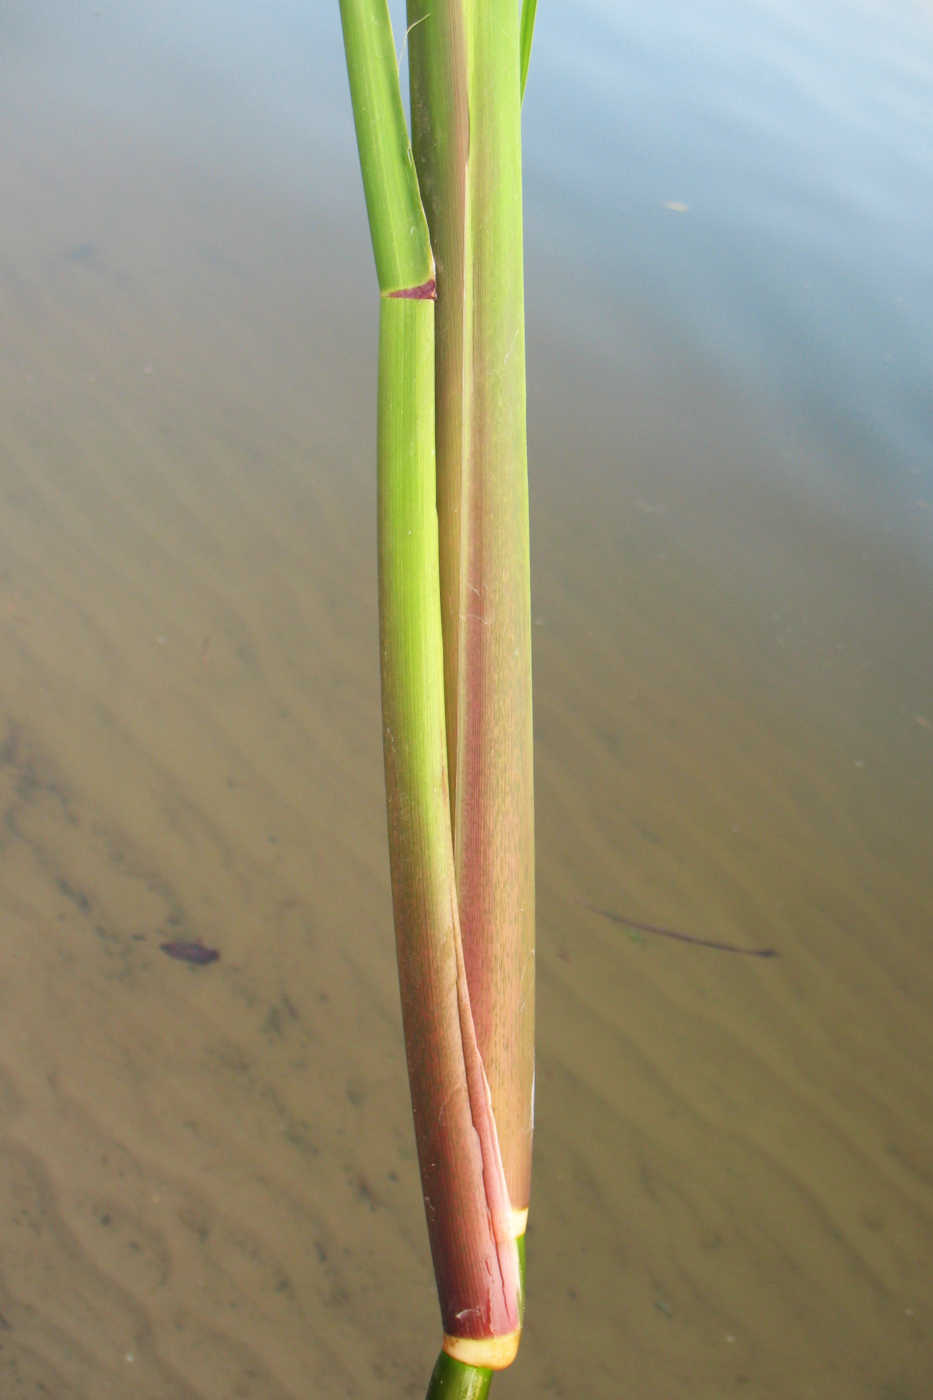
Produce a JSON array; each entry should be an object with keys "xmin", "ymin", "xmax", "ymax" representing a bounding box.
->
[{"xmin": 1, "ymin": 3, "xmax": 931, "ymax": 1397}]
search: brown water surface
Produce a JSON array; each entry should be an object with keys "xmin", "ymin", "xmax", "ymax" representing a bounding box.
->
[{"xmin": 1, "ymin": 6, "xmax": 931, "ymax": 1399}]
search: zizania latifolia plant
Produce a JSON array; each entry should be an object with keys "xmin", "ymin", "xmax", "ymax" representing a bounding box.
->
[{"xmin": 339, "ymin": 3, "xmax": 538, "ymax": 1396}]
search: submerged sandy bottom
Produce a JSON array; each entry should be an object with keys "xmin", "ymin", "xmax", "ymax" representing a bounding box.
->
[{"xmin": 2, "ymin": 24, "xmax": 932, "ymax": 1400}]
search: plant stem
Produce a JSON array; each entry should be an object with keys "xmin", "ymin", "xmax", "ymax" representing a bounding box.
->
[
  {"xmin": 339, "ymin": 0, "xmax": 434, "ymax": 292},
  {"xmin": 340, "ymin": 0, "xmax": 534, "ymax": 1379},
  {"xmin": 409, "ymin": 0, "xmax": 535, "ymax": 1231},
  {"xmin": 425, "ymin": 1352, "xmax": 492, "ymax": 1400}
]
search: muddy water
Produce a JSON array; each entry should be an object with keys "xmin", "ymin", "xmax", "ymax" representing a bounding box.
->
[{"xmin": 1, "ymin": 4, "xmax": 931, "ymax": 1399}]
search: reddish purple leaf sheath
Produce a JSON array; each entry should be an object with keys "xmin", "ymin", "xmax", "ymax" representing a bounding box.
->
[{"xmin": 160, "ymin": 941, "xmax": 219, "ymax": 965}]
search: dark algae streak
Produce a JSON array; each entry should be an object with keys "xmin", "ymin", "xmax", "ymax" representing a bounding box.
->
[
  {"xmin": 591, "ymin": 907, "xmax": 778, "ymax": 958},
  {"xmin": 160, "ymin": 941, "xmax": 220, "ymax": 965}
]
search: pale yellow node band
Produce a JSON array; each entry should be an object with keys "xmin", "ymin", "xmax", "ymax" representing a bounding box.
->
[
  {"xmin": 443, "ymin": 1329, "xmax": 521, "ymax": 1371},
  {"xmin": 510, "ymin": 1207, "xmax": 528, "ymax": 1237}
]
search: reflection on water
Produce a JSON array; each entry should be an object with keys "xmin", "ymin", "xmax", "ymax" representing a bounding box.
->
[
  {"xmin": 528, "ymin": 0, "xmax": 933, "ymax": 528},
  {"xmin": 1, "ymin": 2, "xmax": 931, "ymax": 1397}
]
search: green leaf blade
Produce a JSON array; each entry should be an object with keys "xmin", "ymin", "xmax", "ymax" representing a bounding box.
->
[{"xmin": 339, "ymin": 0, "xmax": 434, "ymax": 290}]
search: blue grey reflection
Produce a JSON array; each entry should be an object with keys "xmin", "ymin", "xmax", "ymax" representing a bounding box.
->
[{"xmin": 524, "ymin": 0, "xmax": 933, "ymax": 512}]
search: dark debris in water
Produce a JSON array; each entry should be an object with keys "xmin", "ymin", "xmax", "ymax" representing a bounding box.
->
[{"xmin": 159, "ymin": 940, "xmax": 219, "ymax": 966}]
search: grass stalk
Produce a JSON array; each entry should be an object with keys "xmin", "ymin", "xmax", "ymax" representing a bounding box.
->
[
  {"xmin": 408, "ymin": 0, "xmax": 535, "ymax": 1239},
  {"xmin": 340, "ymin": 2, "xmax": 535, "ymax": 1389}
]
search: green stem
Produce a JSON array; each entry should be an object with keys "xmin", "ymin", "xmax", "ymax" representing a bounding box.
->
[
  {"xmin": 341, "ymin": 0, "xmax": 523, "ymax": 1364},
  {"xmin": 409, "ymin": 0, "xmax": 535, "ymax": 1228},
  {"xmin": 340, "ymin": 0, "xmax": 533, "ymax": 1379},
  {"xmin": 338, "ymin": 0, "xmax": 433, "ymax": 291},
  {"xmin": 425, "ymin": 1352, "xmax": 492, "ymax": 1400}
]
